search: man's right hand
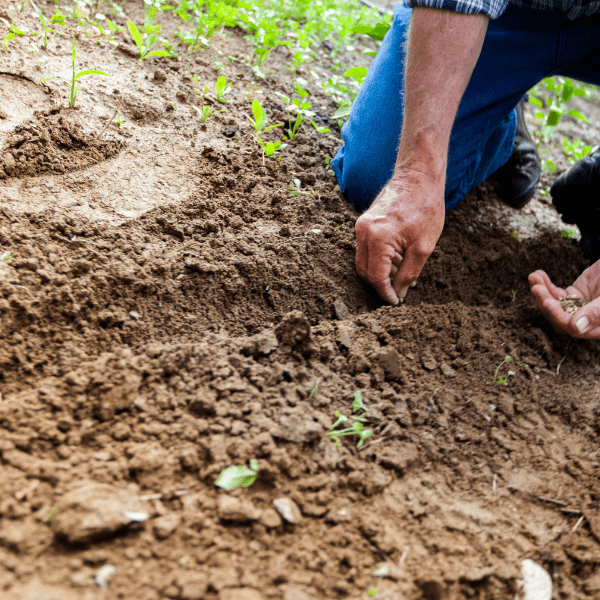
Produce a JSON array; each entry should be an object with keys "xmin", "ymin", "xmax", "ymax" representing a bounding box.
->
[{"xmin": 355, "ymin": 169, "xmax": 446, "ymax": 305}]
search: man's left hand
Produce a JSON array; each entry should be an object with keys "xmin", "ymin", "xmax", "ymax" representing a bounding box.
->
[{"xmin": 529, "ymin": 260, "xmax": 600, "ymax": 339}]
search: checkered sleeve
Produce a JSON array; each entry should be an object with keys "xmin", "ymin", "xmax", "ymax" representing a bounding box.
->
[{"xmin": 403, "ymin": 0, "xmax": 509, "ymax": 19}]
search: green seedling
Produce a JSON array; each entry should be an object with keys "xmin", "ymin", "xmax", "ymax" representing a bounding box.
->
[
  {"xmin": 494, "ymin": 355, "xmax": 512, "ymax": 386},
  {"xmin": 561, "ymin": 229, "xmax": 575, "ymax": 239},
  {"xmin": 192, "ymin": 104, "xmax": 213, "ymax": 123},
  {"xmin": 215, "ymin": 459, "xmax": 259, "ymax": 490},
  {"xmin": 528, "ymin": 77, "xmax": 591, "ymax": 145},
  {"xmin": 562, "ymin": 136, "xmax": 593, "ymax": 163},
  {"xmin": 215, "ymin": 75, "xmax": 232, "ymax": 103},
  {"xmin": 127, "ymin": 19, "xmax": 170, "ymax": 60},
  {"xmin": 276, "ymin": 85, "xmax": 315, "ymax": 141},
  {"xmin": 246, "ymin": 99, "xmax": 285, "ymax": 164},
  {"xmin": 369, "ymin": 589, "xmax": 378, "ymax": 598},
  {"xmin": 30, "ymin": 0, "xmax": 53, "ymax": 49},
  {"xmin": 328, "ymin": 391, "xmax": 374, "ymax": 449},
  {"xmin": 43, "ymin": 36, "xmax": 108, "ymax": 108},
  {"xmin": 1, "ymin": 18, "xmax": 26, "ymax": 50},
  {"xmin": 0, "ymin": 251, "xmax": 12, "ymax": 262},
  {"xmin": 309, "ymin": 380, "xmax": 319, "ymax": 398}
]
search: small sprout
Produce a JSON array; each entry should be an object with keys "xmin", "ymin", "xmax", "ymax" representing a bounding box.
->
[
  {"xmin": 561, "ymin": 229, "xmax": 575, "ymax": 238},
  {"xmin": 309, "ymin": 380, "xmax": 319, "ymax": 398},
  {"xmin": 192, "ymin": 104, "xmax": 213, "ymax": 123},
  {"xmin": 512, "ymin": 231, "xmax": 521, "ymax": 242},
  {"xmin": 328, "ymin": 392, "xmax": 375, "ymax": 449},
  {"xmin": 215, "ymin": 459, "xmax": 259, "ymax": 490},
  {"xmin": 127, "ymin": 20, "xmax": 170, "ymax": 60},
  {"xmin": 369, "ymin": 588, "xmax": 378, "ymax": 597},
  {"xmin": 1, "ymin": 251, "xmax": 12, "ymax": 262},
  {"xmin": 494, "ymin": 355, "xmax": 512, "ymax": 386},
  {"xmin": 215, "ymin": 75, "xmax": 232, "ymax": 103},
  {"xmin": 43, "ymin": 35, "xmax": 108, "ymax": 108}
]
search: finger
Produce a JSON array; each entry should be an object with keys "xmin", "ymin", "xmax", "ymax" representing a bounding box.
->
[
  {"xmin": 540, "ymin": 296, "xmax": 572, "ymax": 331},
  {"xmin": 355, "ymin": 228, "xmax": 368, "ymax": 280},
  {"xmin": 528, "ymin": 270, "xmax": 567, "ymax": 298},
  {"xmin": 390, "ymin": 263, "xmax": 398, "ymax": 277},
  {"xmin": 392, "ymin": 252, "xmax": 403, "ymax": 267},
  {"xmin": 568, "ymin": 298, "xmax": 600, "ymax": 338},
  {"xmin": 392, "ymin": 245, "xmax": 427, "ymax": 299}
]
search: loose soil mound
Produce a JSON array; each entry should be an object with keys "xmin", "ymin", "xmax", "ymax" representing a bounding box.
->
[{"xmin": 0, "ymin": 2, "xmax": 599, "ymax": 600}]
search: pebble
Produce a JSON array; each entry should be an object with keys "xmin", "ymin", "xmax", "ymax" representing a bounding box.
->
[
  {"xmin": 518, "ymin": 559, "xmax": 552, "ymax": 600},
  {"xmin": 219, "ymin": 588, "xmax": 265, "ymax": 600},
  {"xmin": 54, "ymin": 480, "xmax": 150, "ymax": 544},
  {"xmin": 94, "ymin": 564, "xmax": 116, "ymax": 588},
  {"xmin": 218, "ymin": 495, "xmax": 261, "ymax": 522},
  {"xmin": 273, "ymin": 497, "xmax": 302, "ymax": 524},
  {"xmin": 152, "ymin": 513, "xmax": 181, "ymax": 539},
  {"xmin": 259, "ymin": 508, "xmax": 282, "ymax": 528}
]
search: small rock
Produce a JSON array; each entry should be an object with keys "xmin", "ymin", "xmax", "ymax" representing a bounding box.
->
[
  {"xmin": 223, "ymin": 125, "xmax": 237, "ymax": 138},
  {"xmin": 259, "ymin": 508, "xmax": 282, "ymax": 528},
  {"xmin": 325, "ymin": 506, "xmax": 352, "ymax": 524},
  {"xmin": 337, "ymin": 324, "xmax": 352, "ymax": 348},
  {"xmin": 333, "ymin": 300, "xmax": 351, "ymax": 320},
  {"xmin": 274, "ymin": 310, "xmax": 311, "ymax": 348},
  {"xmin": 154, "ymin": 68, "xmax": 167, "ymax": 82},
  {"xmin": 94, "ymin": 564, "xmax": 116, "ymax": 588},
  {"xmin": 273, "ymin": 497, "xmax": 302, "ymax": 524},
  {"xmin": 54, "ymin": 480, "xmax": 149, "ymax": 544},
  {"xmin": 220, "ymin": 588, "xmax": 265, "ymax": 600},
  {"xmin": 439, "ymin": 362, "xmax": 457, "ymax": 378},
  {"xmin": 375, "ymin": 348, "xmax": 404, "ymax": 381},
  {"xmin": 421, "ymin": 354, "xmax": 438, "ymax": 370},
  {"xmin": 518, "ymin": 559, "xmax": 552, "ymax": 600},
  {"xmin": 218, "ymin": 495, "xmax": 261, "ymax": 522},
  {"xmin": 129, "ymin": 311, "xmax": 141, "ymax": 320},
  {"xmin": 153, "ymin": 513, "xmax": 181, "ymax": 539}
]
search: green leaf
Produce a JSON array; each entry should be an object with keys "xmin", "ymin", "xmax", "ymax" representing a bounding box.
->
[
  {"xmin": 74, "ymin": 69, "xmax": 108, "ymax": 80},
  {"xmin": 528, "ymin": 96, "xmax": 543, "ymax": 109},
  {"xmin": 143, "ymin": 50, "xmax": 170, "ymax": 58},
  {"xmin": 333, "ymin": 105, "xmax": 351, "ymax": 119},
  {"xmin": 352, "ymin": 390, "xmax": 367, "ymax": 413},
  {"xmin": 363, "ymin": 49, "xmax": 377, "ymax": 56},
  {"xmin": 309, "ymin": 382, "xmax": 318, "ymax": 398},
  {"xmin": 542, "ymin": 159, "xmax": 557, "ymax": 173},
  {"xmin": 251, "ymin": 99, "xmax": 266, "ymax": 131},
  {"xmin": 356, "ymin": 428, "xmax": 372, "ymax": 449},
  {"xmin": 215, "ymin": 465, "xmax": 258, "ymax": 490},
  {"xmin": 547, "ymin": 108, "xmax": 562, "ymax": 127},
  {"xmin": 249, "ymin": 458, "xmax": 259, "ymax": 472},
  {"xmin": 145, "ymin": 33, "xmax": 156, "ymax": 51},
  {"xmin": 567, "ymin": 109, "xmax": 590, "ymax": 123},
  {"xmin": 216, "ymin": 75, "xmax": 226, "ymax": 94},
  {"xmin": 127, "ymin": 20, "xmax": 142, "ymax": 49},
  {"xmin": 561, "ymin": 78, "xmax": 574, "ymax": 103},
  {"xmin": 344, "ymin": 66, "xmax": 368, "ymax": 83}
]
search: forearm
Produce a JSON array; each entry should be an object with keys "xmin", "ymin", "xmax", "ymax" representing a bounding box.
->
[{"xmin": 396, "ymin": 7, "xmax": 489, "ymax": 180}]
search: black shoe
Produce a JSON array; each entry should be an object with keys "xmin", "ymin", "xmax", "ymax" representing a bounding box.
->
[
  {"xmin": 487, "ymin": 95, "xmax": 542, "ymax": 209},
  {"xmin": 550, "ymin": 144, "xmax": 600, "ymax": 262}
]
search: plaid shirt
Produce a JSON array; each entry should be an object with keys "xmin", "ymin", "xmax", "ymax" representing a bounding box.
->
[{"xmin": 403, "ymin": 0, "xmax": 600, "ymax": 20}]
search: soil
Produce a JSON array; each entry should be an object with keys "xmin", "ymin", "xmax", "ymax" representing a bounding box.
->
[{"xmin": 1, "ymin": 1, "xmax": 600, "ymax": 599}]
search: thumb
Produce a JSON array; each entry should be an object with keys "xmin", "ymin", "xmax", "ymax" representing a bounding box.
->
[{"xmin": 569, "ymin": 298, "xmax": 600, "ymax": 338}]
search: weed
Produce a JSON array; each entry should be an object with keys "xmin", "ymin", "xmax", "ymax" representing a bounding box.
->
[
  {"xmin": 127, "ymin": 19, "xmax": 170, "ymax": 60},
  {"xmin": 42, "ymin": 35, "xmax": 108, "ymax": 108},
  {"xmin": 494, "ymin": 355, "xmax": 512, "ymax": 386},
  {"xmin": 31, "ymin": 0, "xmax": 53, "ymax": 49},
  {"xmin": 328, "ymin": 391, "xmax": 374, "ymax": 449},
  {"xmin": 0, "ymin": 251, "xmax": 12, "ymax": 262},
  {"xmin": 215, "ymin": 75, "xmax": 232, "ymax": 103},
  {"xmin": 1, "ymin": 19, "xmax": 26, "ymax": 50},
  {"xmin": 369, "ymin": 589, "xmax": 378, "ymax": 598},
  {"xmin": 562, "ymin": 136, "xmax": 593, "ymax": 163},
  {"xmin": 215, "ymin": 459, "xmax": 259, "ymax": 490},
  {"xmin": 309, "ymin": 380, "xmax": 319, "ymax": 398},
  {"xmin": 276, "ymin": 85, "xmax": 314, "ymax": 140},
  {"xmin": 561, "ymin": 229, "xmax": 575, "ymax": 239},
  {"xmin": 246, "ymin": 99, "xmax": 285, "ymax": 163},
  {"xmin": 192, "ymin": 104, "xmax": 213, "ymax": 122},
  {"xmin": 528, "ymin": 77, "xmax": 591, "ymax": 145}
]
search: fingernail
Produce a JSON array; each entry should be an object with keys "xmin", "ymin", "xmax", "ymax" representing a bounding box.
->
[
  {"xmin": 576, "ymin": 316, "xmax": 590, "ymax": 334},
  {"xmin": 410, "ymin": 281, "xmax": 417, "ymax": 288},
  {"xmin": 399, "ymin": 287, "xmax": 408, "ymax": 299}
]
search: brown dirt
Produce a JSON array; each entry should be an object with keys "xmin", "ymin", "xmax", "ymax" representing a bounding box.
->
[{"xmin": 1, "ymin": 1, "xmax": 600, "ymax": 599}]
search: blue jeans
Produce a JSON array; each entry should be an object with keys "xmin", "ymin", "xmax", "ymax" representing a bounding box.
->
[{"xmin": 331, "ymin": 3, "xmax": 600, "ymax": 212}]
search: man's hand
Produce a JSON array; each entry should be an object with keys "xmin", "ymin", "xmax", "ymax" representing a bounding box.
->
[
  {"xmin": 355, "ymin": 170, "xmax": 446, "ymax": 305},
  {"xmin": 529, "ymin": 260, "xmax": 600, "ymax": 339}
]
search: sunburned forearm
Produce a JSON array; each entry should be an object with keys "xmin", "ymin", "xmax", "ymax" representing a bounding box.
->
[{"xmin": 396, "ymin": 7, "xmax": 489, "ymax": 181}]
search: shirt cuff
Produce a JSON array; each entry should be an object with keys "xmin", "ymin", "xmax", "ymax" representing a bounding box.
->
[{"xmin": 403, "ymin": 0, "xmax": 509, "ymax": 20}]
